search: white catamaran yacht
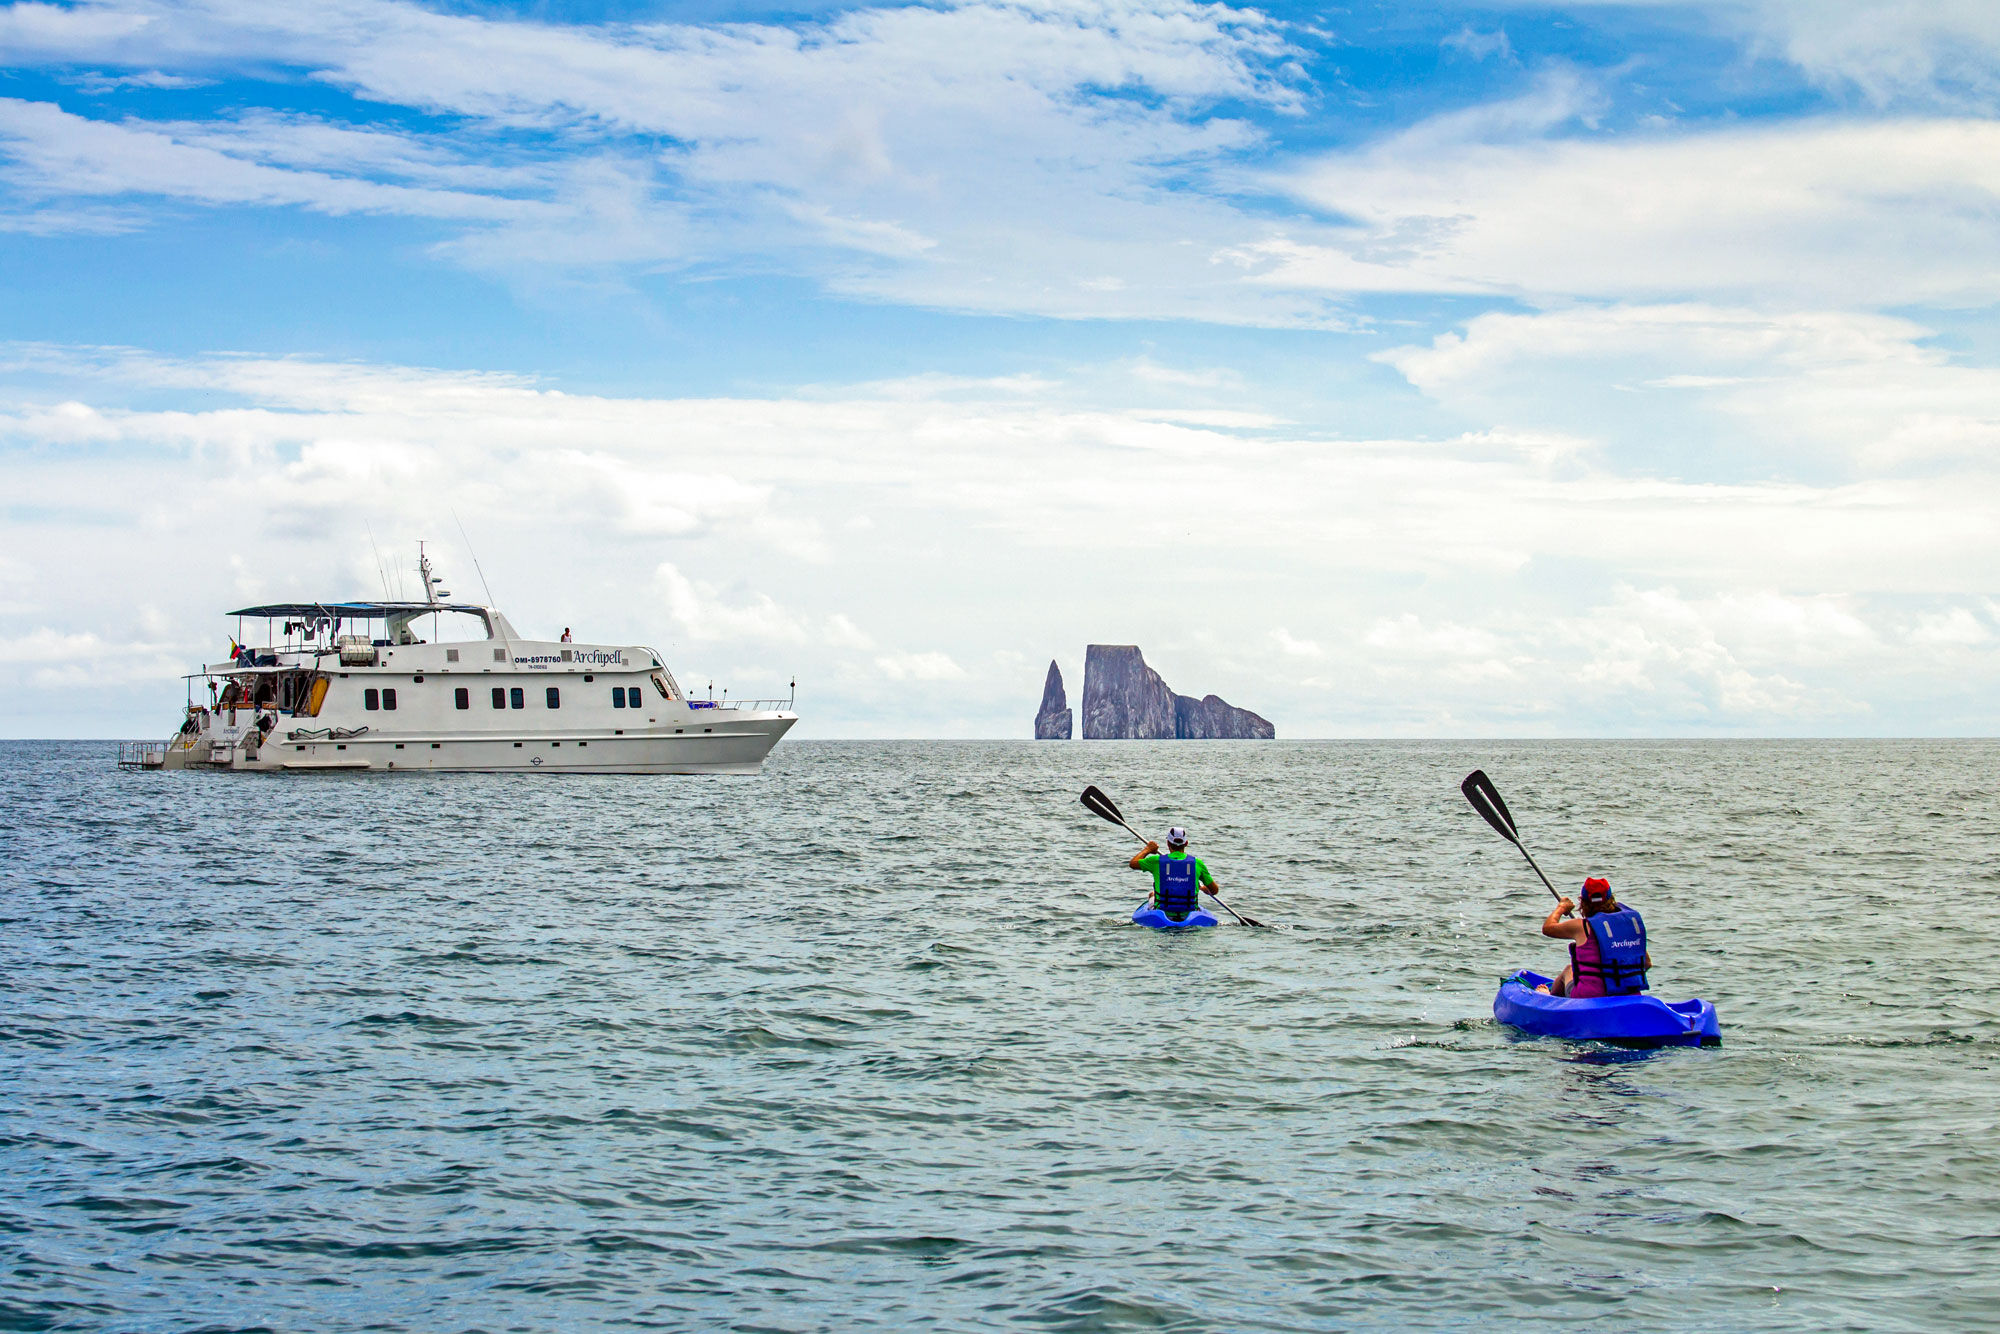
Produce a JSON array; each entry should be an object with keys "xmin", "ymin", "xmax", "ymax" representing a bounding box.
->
[{"xmin": 121, "ymin": 548, "xmax": 797, "ymax": 774}]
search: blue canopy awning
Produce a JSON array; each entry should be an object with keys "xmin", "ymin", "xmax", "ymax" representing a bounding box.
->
[{"xmin": 226, "ymin": 602, "xmax": 487, "ymax": 619}]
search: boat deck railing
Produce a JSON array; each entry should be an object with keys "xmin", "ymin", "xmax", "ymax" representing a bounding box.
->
[
  {"xmin": 117, "ymin": 741, "xmax": 168, "ymax": 768},
  {"xmin": 691, "ymin": 699, "xmax": 794, "ymax": 713}
]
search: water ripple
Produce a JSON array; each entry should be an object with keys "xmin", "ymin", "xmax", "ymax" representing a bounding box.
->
[{"xmin": 2, "ymin": 739, "xmax": 1997, "ymax": 1331}]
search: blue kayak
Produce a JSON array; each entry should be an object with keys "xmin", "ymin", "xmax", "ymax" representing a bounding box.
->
[
  {"xmin": 1132, "ymin": 905, "xmax": 1219, "ymax": 930},
  {"xmin": 1494, "ymin": 971, "xmax": 1720, "ymax": 1047}
]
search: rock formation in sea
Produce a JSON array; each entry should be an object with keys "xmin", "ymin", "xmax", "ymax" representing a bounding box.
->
[
  {"xmin": 1033, "ymin": 660, "xmax": 1073, "ymax": 739},
  {"xmin": 1174, "ymin": 691, "xmax": 1276, "ymax": 740},
  {"xmin": 1078, "ymin": 644, "xmax": 1275, "ymax": 739},
  {"xmin": 1080, "ymin": 645, "xmax": 1177, "ymax": 739}
]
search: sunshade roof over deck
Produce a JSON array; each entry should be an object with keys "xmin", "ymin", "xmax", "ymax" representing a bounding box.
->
[{"xmin": 226, "ymin": 602, "xmax": 489, "ymax": 619}]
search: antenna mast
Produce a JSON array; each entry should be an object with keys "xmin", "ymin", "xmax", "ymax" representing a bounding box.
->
[
  {"xmin": 365, "ymin": 523, "xmax": 391, "ymax": 600},
  {"xmin": 452, "ymin": 509, "xmax": 499, "ymax": 609}
]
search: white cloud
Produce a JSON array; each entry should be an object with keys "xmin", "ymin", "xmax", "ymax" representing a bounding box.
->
[
  {"xmin": 1270, "ymin": 627, "xmax": 1321, "ymax": 658},
  {"xmin": 655, "ymin": 562, "xmax": 806, "ymax": 644},
  {"xmin": 825, "ymin": 614, "xmax": 875, "ymax": 651},
  {"xmin": 1, "ymin": 0, "xmax": 1996, "ymax": 324},
  {"xmin": 1442, "ymin": 27, "xmax": 1514, "ymax": 63},
  {"xmin": 1261, "ymin": 103, "xmax": 2000, "ymax": 306},
  {"xmin": 0, "ymin": 98, "xmax": 535, "ymax": 219},
  {"xmin": 1563, "ymin": 587, "xmax": 1824, "ymax": 717},
  {"xmin": 0, "ymin": 625, "xmax": 110, "ymax": 661},
  {"xmin": 4, "ymin": 338, "xmax": 1992, "ymax": 596},
  {"xmin": 1362, "ymin": 614, "xmax": 1506, "ymax": 660},
  {"xmin": 1493, "ymin": 1, "xmax": 2000, "ymax": 108},
  {"xmin": 1911, "ymin": 607, "xmax": 1990, "ymax": 646},
  {"xmin": 66, "ymin": 68, "xmax": 209, "ymax": 91},
  {"xmin": 1237, "ymin": 584, "xmax": 1997, "ymax": 733},
  {"xmin": 1381, "ymin": 303, "xmax": 2000, "ymax": 470},
  {"xmin": 0, "ymin": 0, "xmax": 1345, "ymax": 320},
  {"xmin": 0, "ymin": 625, "xmax": 185, "ymax": 688},
  {"xmin": 874, "ymin": 651, "xmax": 966, "ymax": 681},
  {"xmin": 1, "ymin": 342, "xmax": 1997, "ymax": 736},
  {"xmin": 1733, "ymin": 0, "xmax": 2000, "ymax": 107}
]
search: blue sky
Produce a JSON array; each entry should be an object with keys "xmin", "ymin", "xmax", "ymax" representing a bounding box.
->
[{"xmin": 1, "ymin": 0, "xmax": 1997, "ymax": 736}]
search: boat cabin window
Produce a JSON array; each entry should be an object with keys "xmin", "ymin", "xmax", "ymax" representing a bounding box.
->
[
  {"xmin": 455, "ymin": 688, "xmax": 470, "ymax": 710},
  {"xmin": 491, "ymin": 687, "xmax": 505, "ymax": 709},
  {"xmin": 493, "ymin": 648, "xmax": 507, "ymax": 663},
  {"xmin": 612, "ymin": 687, "xmax": 627, "ymax": 709},
  {"xmin": 546, "ymin": 687, "xmax": 561, "ymax": 709},
  {"xmin": 382, "ymin": 688, "xmax": 398, "ymax": 710},
  {"xmin": 446, "ymin": 649, "xmax": 459, "ymax": 663},
  {"xmin": 509, "ymin": 687, "xmax": 524, "ymax": 709},
  {"xmin": 364, "ymin": 688, "xmax": 380, "ymax": 711}
]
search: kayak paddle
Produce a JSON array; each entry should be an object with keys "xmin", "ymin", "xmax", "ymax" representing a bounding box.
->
[
  {"xmin": 1460, "ymin": 768, "xmax": 1561, "ymax": 903},
  {"xmin": 1078, "ymin": 785, "xmax": 1264, "ymax": 927}
]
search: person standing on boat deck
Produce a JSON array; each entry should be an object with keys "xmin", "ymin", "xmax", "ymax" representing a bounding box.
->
[
  {"xmin": 1129, "ymin": 827, "xmax": 1218, "ymax": 922},
  {"xmin": 561, "ymin": 628, "xmax": 572, "ymax": 642},
  {"xmin": 1536, "ymin": 877, "xmax": 1650, "ymax": 997}
]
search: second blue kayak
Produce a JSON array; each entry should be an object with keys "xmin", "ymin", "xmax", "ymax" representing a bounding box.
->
[
  {"xmin": 1494, "ymin": 970, "xmax": 1720, "ymax": 1047},
  {"xmin": 1131, "ymin": 905, "xmax": 1219, "ymax": 930}
]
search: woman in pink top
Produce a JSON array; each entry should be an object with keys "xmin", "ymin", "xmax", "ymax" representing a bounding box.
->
[{"xmin": 1536, "ymin": 876, "xmax": 1651, "ymax": 997}]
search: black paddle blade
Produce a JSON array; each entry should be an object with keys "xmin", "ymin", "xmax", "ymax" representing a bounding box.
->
[
  {"xmin": 1461, "ymin": 769, "xmax": 1521, "ymax": 844},
  {"xmin": 1079, "ymin": 785, "xmax": 1126, "ymax": 826}
]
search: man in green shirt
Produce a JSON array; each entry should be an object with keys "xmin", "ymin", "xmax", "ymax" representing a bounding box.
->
[{"xmin": 1128, "ymin": 826, "xmax": 1218, "ymax": 918}]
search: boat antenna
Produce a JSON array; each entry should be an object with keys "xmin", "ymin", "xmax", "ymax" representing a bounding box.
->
[
  {"xmin": 365, "ymin": 522, "xmax": 392, "ymax": 600},
  {"xmin": 451, "ymin": 509, "xmax": 499, "ymax": 608}
]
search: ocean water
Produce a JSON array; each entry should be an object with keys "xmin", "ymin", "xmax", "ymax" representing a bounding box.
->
[{"xmin": 3, "ymin": 738, "xmax": 1997, "ymax": 1333}]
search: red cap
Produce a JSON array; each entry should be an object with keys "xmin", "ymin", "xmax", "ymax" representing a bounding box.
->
[{"xmin": 1581, "ymin": 876, "xmax": 1613, "ymax": 901}]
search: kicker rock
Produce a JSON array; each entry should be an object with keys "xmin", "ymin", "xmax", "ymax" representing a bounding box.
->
[
  {"xmin": 1079, "ymin": 643, "xmax": 1276, "ymax": 739},
  {"xmin": 1034, "ymin": 660, "xmax": 1073, "ymax": 739},
  {"xmin": 1080, "ymin": 645, "xmax": 1179, "ymax": 739}
]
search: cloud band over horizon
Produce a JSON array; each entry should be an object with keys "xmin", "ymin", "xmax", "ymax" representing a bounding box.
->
[{"xmin": 0, "ymin": 0, "xmax": 1995, "ymax": 737}]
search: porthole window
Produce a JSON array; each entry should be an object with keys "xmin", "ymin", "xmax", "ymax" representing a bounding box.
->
[
  {"xmin": 546, "ymin": 687, "xmax": 560, "ymax": 709},
  {"xmin": 364, "ymin": 688, "xmax": 380, "ymax": 711},
  {"xmin": 455, "ymin": 687, "xmax": 470, "ymax": 710},
  {"xmin": 382, "ymin": 688, "xmax": 397, "ymax": 710},
  {"xmin": 510, "ymin": 687, "xmax": 524, "ymax": 709},
  {"xmin": 491, "ymin": 687, "xmax": 506, "ymax": 709}
]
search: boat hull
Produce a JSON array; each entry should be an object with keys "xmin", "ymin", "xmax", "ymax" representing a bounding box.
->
[
  {"xmin": 1494, "ymin": 971, "xmax": 1720, "ymax": 1047},
  {"xmin": 159, "ymin": 713, "xmax": 796, "ymax": 775}
]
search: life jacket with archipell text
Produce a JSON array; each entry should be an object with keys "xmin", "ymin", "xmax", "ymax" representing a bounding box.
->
[
  {"xmin": 1570, "ymin": 907, "xmax": 1648, "ymax": 998},
  {"xmin": 1157, "ymin": 853, "xmax": 1202, "ymax": 921}
]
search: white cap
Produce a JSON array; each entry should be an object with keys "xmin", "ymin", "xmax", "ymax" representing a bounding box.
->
[{"xmin": 1166, "ymin": 826, "xmax": 1188, "ymax": 846}]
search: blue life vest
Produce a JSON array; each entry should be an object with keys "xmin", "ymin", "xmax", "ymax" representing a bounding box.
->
[
  {"xmin": 1157, "ymin": 853, "xmax": 1202, "ymax": 921},
  {"xmin": 1572, "ymin": 907, "xmax": 1648, "ymax": 995}
]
